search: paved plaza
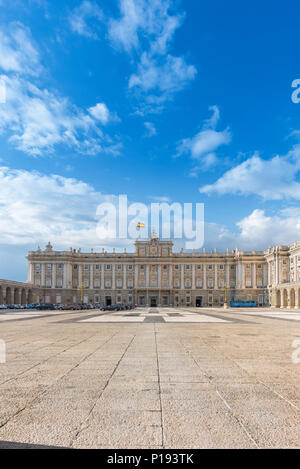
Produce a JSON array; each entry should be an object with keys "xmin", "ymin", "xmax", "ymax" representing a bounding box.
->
[{"xmin": 0, "ymin": 307, "xmax": 300, "ymax": 448}]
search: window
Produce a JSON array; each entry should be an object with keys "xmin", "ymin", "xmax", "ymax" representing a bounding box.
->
[
  {"xmin": 197, "ymin": 265, "xmax": 202, "ymax": 269},
  {"xmin": 58, "ymin": 264, "xmax": 63, "ymax": 269},
  {"xmin": 174, "ymin": 265, "xmax": 179, "ymax": 270},
  {"xmin": 208, "ymin": 265, "xmax": 213, "ymax": 270},
  {"xmin": 84, "ymin": 280, "xmax": 89, "ymax": 287},
  {"xmin": 163, "ymin": 265, "xmax": 167, "ymax": 270},
  {"xmin": 258, "ymin": 264, "xmax": 262, "ymax": 268},
  {"xmin": 46, "ymin": 279, "xmax": 51, "ymax": 287},
  {"xmin": 140, "ymin": 265, "xmax": 145, "ymax": 270},
  {"xmin": 185, "ymin": 265, "xmax": 191, "ymax": 270},
  {"xmin": 94, "ymin": 280, "xmax": 100, "ymax": 287},
  {"xmin": 47, "ymin": 264, "xmax": 52, "ymax": 270},
  {"xmin": 246, "ymin": 264, "xmax": 250, "ymax": 269},
  {"xmin": 84, "ymin": 264, "xmax": 89, "ymax": 270},
  {"xmin": 117, "ymin": 296, "xmax": 122, "ymax": 303},
  {"xmin": 35, "ymin": 264, "xmax": 40, "ymax": 270},
  {"xmin": 95, "ymin": 295, "xmax": 99, "ymax": 303},
  {"xmin": 219, "ymin": 265, "xmax": 224, "ymax": 270},
  {"xmin": 106, "ymin": 264, "xmax": 111, "ymax": 270},
  {"xmin": 74, "ymin": 264, "xmax": 78, "ymax": 270},
  {"xmin": 117, "ymin": 264, "xmax": 122, "ymax": 270},
  {"xmin": 231, "ymin": 265, "xmax": 235, "ymax": 269},
  {"xmin": 105, "ymin": 280, "xmax": 111, "ymax": 288},
  {"xmin": 128, "ymin": 265, "xmax": 133, "ymax": 270},
  {"xmin": 116, "ymin": 279, "xmax": 122, "ymax": 288},
  {"xmin": 95, "ymin": 264, "xmax": 100, "ymax": 270}
]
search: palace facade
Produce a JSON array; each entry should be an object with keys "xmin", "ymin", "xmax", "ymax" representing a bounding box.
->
[
  {"xmin": 25, "ymin": 235, "xmax": 272, "ymax": 308},
  {"xmin": 1, "ymin": 235, "xmax": 299, "ymax": 308}
]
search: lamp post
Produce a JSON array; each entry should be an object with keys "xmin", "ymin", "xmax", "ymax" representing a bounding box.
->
[
  {"xmin": 78, "ymin": 285, "xmax": 88, "ymax": 303},
  {"xmin": 224, "ymin": 285, "xmax": 229, "ymax": 309}
]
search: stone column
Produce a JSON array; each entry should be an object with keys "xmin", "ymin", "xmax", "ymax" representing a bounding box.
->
[
  {"xmin": 78, "ymin": 264, "xmax": 82, "ymax": 290},
  {"xmin": 123, "ymin": 264, "xmax": 127, "ymax": 290},
  {"xmin": 287, "ymin": 289, "xmax": 291, "ymax": 309},
  {"xmin": 112, "ymin": 264, "xmax": 115, "ymax": 290},
  {"xmin": 181, "ymin": 264, "xmax": 184, "ymax": 289},
  {"xmin": 236, "ymin": 262, "xmax": 240, "ymax": 288},
  {"xmin": 101, "ymin": 264, "xmax": 104, "ymax": 290},
  {"xmin": 192, "ymin": 264, "xmax": 195, "ymax": 290},
  {"xmin": 90, "ymin": 264, "xmax": 94, "ymax": 290},
  {"xmin": 41, "ymin": 263, "xmax": 46, "ymax": 287},
  {"xmin": 280, "ymin": 289, "xmax": 284, "ymax": 309},
  {"xmin": 225, "ymin": 263, "xmax": 229, "ymax": 287},
  {"xmin": 295, "ymin": 289, "xmax": 299, "ymax": 309},
  {"xmin": 52, "ymin": 264, "xmax": 56, "ymax": 288},
  {"xmin": 134, "ymin": 264, "xmax": 138, "ymax": 288},
  {"xmin": 214, "ymin": 265, "xmax": 218, "ymax": 289},
  {"xmin": 203, "ymin": 264, "xmax": 207, "ymax": 289},
  {"xmin": 63, "ymin": 263, "xmax": 68, "ymax": 289}
]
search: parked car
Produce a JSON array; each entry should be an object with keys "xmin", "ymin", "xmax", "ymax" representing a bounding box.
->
[
  {"xmin": 37, "ymin": 304, "xmax": 55, "ymax": 310},
  {"xmin": 59, "ymin": 304, "xmax": 77, "ymax": 310}
]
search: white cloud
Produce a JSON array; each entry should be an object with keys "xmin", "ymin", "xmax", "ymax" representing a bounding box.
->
[
  {"xmin": 108, "ymin": 0, "xmax": 196, "ymax": 109},
  {"xmin": 129, "ymin": 53, "xmax": 196, "ymax": 103},
  {"xmin": 0, "ymin": 23, "xmax": 120, "ymax": 156},
  {"xmin": 69, "ymin": 0, "xmax": 103, "ymax": 39},
  {"xmin": 0, "ymin": 166, "xmax": 129, "ymax": 249},
  {"xmin": 0, "ymin": 22, "xmax": 41, "ymax": 75},
  {"xmin": 144, "ymin": 121, "xmax": 157, "ymax": 137},
  {"xmin": 176, "ymin": 106, "xmax": 231, "ymax": 170},
  {"xmin": 88, "ymin": 102, "xmax": 119, "ymax": 125},
  {"xmin": 200, "ymin": 146, "xmax": 300, "ymax": 199},
  {"xmin": 237, "ymin": 209, "xmax": 300, "ymax": 249}
]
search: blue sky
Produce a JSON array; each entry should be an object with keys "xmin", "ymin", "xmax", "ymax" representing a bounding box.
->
[{"xmin": 1, "ymin": 0, "xmax": 300, "ymax": 281}]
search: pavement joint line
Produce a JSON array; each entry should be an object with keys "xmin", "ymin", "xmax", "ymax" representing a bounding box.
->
[
  {"xmin": 69, "ymin": 330, "xmax": 138, "ymax": 447},
  {"xmin": 154, "ymin": 323, "xmax": 164, "ymax": 449},
  {"xmin": 201, "ymin": 337, "xmax": 300, "ymax": 413},
  {"xmin": 0, "ymin": 331, "xmax": 120, "ymax": 432},
  {"xmin": 0, "ymin": 332, "xmax": 101, "ymax": 387},
  {"xmin": 179, "ymin": 339, "xmax": 260, "ymax": 448}
]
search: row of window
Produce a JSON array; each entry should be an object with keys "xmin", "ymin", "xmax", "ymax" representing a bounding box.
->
[{"xmin": 35, "ymin": 263, "xmax": 264, "ymax": 271}]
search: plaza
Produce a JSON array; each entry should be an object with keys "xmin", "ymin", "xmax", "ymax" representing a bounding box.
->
[{"xmin": 0, "ymin": 306, "xmax": 299, "ymax": 449}]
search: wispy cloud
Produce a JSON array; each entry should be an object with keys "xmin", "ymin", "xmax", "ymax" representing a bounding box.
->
[
  {"xmin": 175, "ymin": 106, "xmax": 231, "ymax": 171},
  {"xmin": 0, "ymin": 22, "xmax": 120, "ymax": 156},
  {"xmin": 144, "ymin": 121, "xmax": 157, "ymax": 137},
  {"xmin": 68, "ymin": 0, "xmax": 103, "ymax": 39},
  {"xmin": 108, "ymin": 0, "xmax": 196, "ymax": 110}
]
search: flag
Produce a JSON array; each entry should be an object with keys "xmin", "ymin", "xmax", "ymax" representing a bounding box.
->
[{"xmin": 137, "ymin": 222, "xmax": 145, "ymax": 229}]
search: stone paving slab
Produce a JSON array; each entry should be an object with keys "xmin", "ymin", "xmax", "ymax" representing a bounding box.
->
[{"xmin": 0, "ymin": 307, "xmax": 299, "ymax": 448}]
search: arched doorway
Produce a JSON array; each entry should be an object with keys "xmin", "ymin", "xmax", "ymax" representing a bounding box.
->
[
  {"xmin": 13, "ymin": 288, "xmax": 19, "ymax": 304},
  {"xmin": 276, "ymin": 290, "xmax": 281, "ymax": 308},
  {"xmin": 21, "ymin": 288, "xmax": 26, "ymax": 305},
  {"xmin": 27, "ymin": 290, "xmax": 33, "ymax": 304},
  {"xmin": 282, "ymin": 289, "xmax": 288, "ymax": 308},
  {"xmin": 290, "ymin": 289, "xmax": 295, "ymax": 308},
  {"xmin": 6, "ymin": 287, "xmax": 11, "ymax": 304}
]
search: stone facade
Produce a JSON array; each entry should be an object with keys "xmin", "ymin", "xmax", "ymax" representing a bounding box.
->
[
  {"xmin": 265, "ymin": 242, "xmax": 300, "ymax": 308},
  {"xmin": 0, "ymin": 279, "xmax": 39, "ymax": 305},
  {"xmin": 25, "ymin": 236, "xmax": 270, "ymax": 307}
]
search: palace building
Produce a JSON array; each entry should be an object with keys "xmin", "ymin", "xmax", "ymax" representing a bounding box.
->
[
  {"xmin": 25, "ymin": 234, "xmax": 271, "ymax": 308},
  {"xmin": 1, "ymin": 234, "xmax": 299, "ymax": 309}
]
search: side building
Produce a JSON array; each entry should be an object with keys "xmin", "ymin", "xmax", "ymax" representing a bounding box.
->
[{"xmin": 26, "ymin": 235, "xmax": 269, "ymax": 307}]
